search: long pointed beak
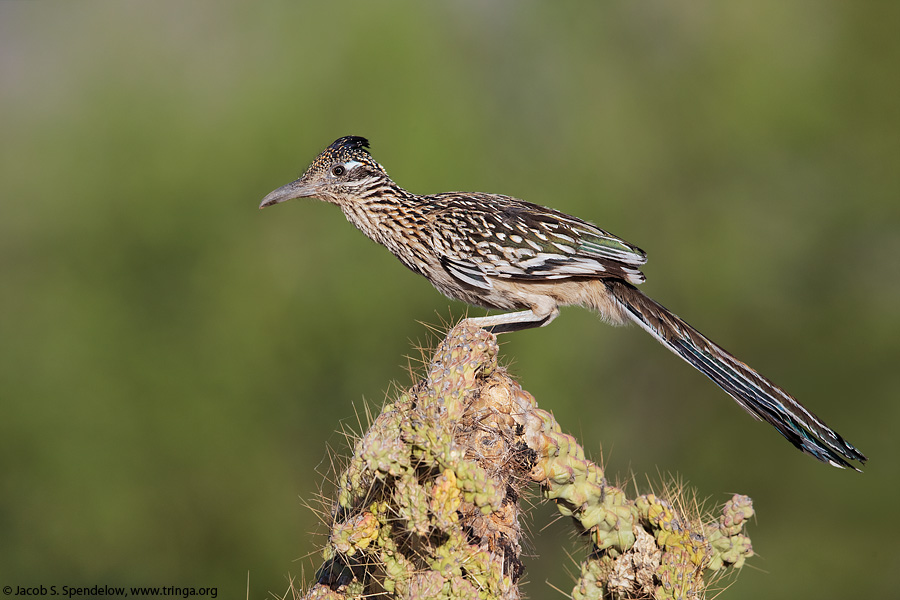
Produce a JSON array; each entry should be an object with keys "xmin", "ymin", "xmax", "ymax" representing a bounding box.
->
[{"xmin": 259, "ymin": 179, "xmax": 320, "ymax": 209}]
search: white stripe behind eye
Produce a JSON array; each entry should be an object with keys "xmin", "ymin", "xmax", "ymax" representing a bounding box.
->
[{"xmin": 343, "ymin": 160, "xmax": 363, "ymax": 170}]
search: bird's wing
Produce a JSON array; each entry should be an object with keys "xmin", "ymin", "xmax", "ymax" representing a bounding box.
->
[{"xmin": 427, "ymin": 194, "xmax": 647, "ymax": 287}]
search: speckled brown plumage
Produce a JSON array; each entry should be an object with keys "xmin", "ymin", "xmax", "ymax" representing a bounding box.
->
[{"xmin": 260, "ymin": 135, "xmax": 866, "ymax": 470}]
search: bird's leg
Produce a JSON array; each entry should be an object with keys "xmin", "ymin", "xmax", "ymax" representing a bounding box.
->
[{"xmin": 462, "ymin": 308, "xmax": 557, "ymax": 334}]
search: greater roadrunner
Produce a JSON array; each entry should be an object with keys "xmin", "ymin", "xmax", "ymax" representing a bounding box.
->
[{"xmin": 260, "ymin": 135, "xmax": 866, "ymax": 470}]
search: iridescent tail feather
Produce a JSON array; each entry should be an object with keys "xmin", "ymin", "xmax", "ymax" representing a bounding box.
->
[{"xmin": 607, "ymin": 281, "xmax": 867, "ymax": 470}]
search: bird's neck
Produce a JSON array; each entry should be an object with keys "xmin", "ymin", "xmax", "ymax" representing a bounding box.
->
[
  {"xmin": 338, "ymin": 183, "xmax": 419, "ymax": 242},
  {"xmin": 337, "ymin": 184, "xmax": 433, "ymax": 274}
]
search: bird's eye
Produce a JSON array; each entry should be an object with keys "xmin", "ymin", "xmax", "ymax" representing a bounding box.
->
[{"xmin": 332, "ymin": 165, "xmax": 346, "ymax": 177}]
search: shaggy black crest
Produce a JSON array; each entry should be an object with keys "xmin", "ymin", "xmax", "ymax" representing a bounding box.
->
[{"xmin": 330, "ymin": 135, "xmax": 370, "ymax": 153}]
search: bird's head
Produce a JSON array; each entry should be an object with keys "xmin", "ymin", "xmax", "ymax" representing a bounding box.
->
[{"xmin": 259, "ymin": 136, "xmax": 390, "ymax": 208}]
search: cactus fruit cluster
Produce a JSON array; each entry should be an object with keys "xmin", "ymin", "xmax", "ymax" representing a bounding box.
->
[{"xmin": 300, "ymin": 323, "xmax": 753, "ymax": 599}]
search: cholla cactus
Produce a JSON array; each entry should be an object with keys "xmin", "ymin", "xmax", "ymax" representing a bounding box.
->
[{"xmin": 298, "ymin": 323, "xmax": 753, "ymax": 599}]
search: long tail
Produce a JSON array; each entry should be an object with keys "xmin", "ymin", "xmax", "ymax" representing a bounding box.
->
[{"xmin": 605, "ymin": 280, "xmax": 867, "ymax": 470}]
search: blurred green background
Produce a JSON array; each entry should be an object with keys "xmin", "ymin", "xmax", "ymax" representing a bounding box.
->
[{"xmin": 1, "ymin": 1, "xmax": 898, "ymax": 598}]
